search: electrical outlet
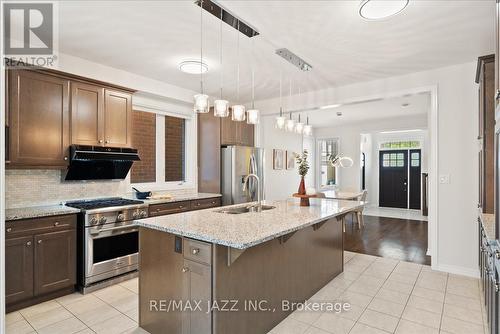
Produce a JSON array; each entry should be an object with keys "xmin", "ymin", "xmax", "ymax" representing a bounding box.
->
[{"xmin": 439, "ymin": 174, "xmax": 450, "ymax": 184}]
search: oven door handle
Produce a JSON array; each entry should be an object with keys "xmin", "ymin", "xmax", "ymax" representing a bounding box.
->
[{"xmin": 90, "ymin": 225, "xmax": 138, "ymax": 235}]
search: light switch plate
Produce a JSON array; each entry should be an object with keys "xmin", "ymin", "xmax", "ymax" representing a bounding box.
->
[{"xmin": 439, "ymin": 174, "xmax": 450, "ymax": 184}]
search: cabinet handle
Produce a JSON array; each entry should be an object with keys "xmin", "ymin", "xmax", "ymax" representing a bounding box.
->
[
  {"xmin": 99, "ymin": 140, "xmax": 103, "ymax": 143},
  {"xmin": 26, "ymin": 241, "xmax": 31, "ymax": 246},
  {"xmin": 182, "ymin": 267, "xmax": 189, "ymax": 273},
  {"xmin": 196, "ymin": 203, "xmax": 201, "ymax": 206},
  {"xmin": 105, "ymin": 140, "xmax": 109, "ymax": 144},
  {"xmin": 212, "ymin": 201, "xmax": 216, "ymax": 204},
  {"xmin": 6, "ymin": 227, "xmax": 12, "ymax": 233},
  {"xmin": 191, "ymin": 248, "xmax": 200, "ymax": 255},
  {"xmin": 37, "ymin": 240, "xmax": 42, "ymax": 244},
  {"xmin": 54, "ymin": 222, "xmax": 60, "ymax": 226},
  {"xmin": 179, "ymin": 205, "xmax": 184, "ymax": 209},
  {"xmin": 64, "ymin": 157, "xmax": 68, "ymax": 161}
]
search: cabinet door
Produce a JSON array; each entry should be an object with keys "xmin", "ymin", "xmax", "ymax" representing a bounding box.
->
[
  {"xmin": 240, "ymin": 122, "xmax": 255, "ymax": 147},
  {"xmin": 71, "ymin": 82, "xmax": 104, "ymax": 146},
  {"xmin": 34, "ymin": 230, "xmax": 76, "ymax": 295},
  {"xmin": 6, "ymin": 236, "xmax": 34, "ymax": 305},
  {"xmin": 8, "ymin": 70, "xmax": 70, "ymax": 167},
  {"xmin": 220, "ymin": 115, "xmax": 237, "ymax": 145},
  {"xmin": 182, "ymin": 260, "xmax": 211, "ymax": 334},
  {"xmin": 104, "ymin": 89, "xmax": 132, "ymax": 147}
]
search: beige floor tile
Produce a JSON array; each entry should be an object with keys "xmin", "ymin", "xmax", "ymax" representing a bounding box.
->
[
  {"xmin": 74, "ymin": 302, "xmax": 121, "ymax": 327},
  {"xmin": 356, "ymin": 274, "xmax": 386, "ymax": 288},
  {"xmin": 388, "ymin": 272, "xmax": 418, "ymax": 285},
  {"xmin": 6, "ymin": 319, "xmax": 35, "ymax": 334},
  {"xmin": 358, "ymin": 309, "xmax": 399, "ymax": 333},
  {"xmin": 406, "ymin": 295, "xmax": 443, "ymax": 314},
  {"xmin": 368, "ymin": 297, "xmax": 405, "ymax": 317},
  {"xmin": 121, "ymin": 327, "xmax": 150, "ymax": 334},
  {"xmin": 446, "ymin": 284, "xmax": 480, "ymax": 300},
  {"xmin": 303, "ymin": 326, "xmax": 332, "ymax": 334},
  {"xmin": 440, "ymin": 316, "xmax": 485, "ymax": 334},
  {"xmin": 6, "ymin": 311, "xmax": 24, "ymax": 324},
  {"xmin": 443, "ymin": 304, "xmax": 483, "ymax": 325},
  {"xmin": 93, "ymin": 285, "xmax": 136, "ymax": 304},
  {"xmin": 335, "ymin": 271, "xmax": 362, "ymax": 281},
  {"xmin": 90, "ymin": 313, "xmax": 137, "ymax": 334},
  {"xmin": 24, "ymin": 306, "xmax": 74, "ymax": 330},
  {"xmin": 363, "ymin": 267, "xmax": 394, "ymax": 280},
  {"xmin": 313, "ymin": 312, "xmax": 356, "ymax": 334},
  {"xmin": 120, "ymin": 278, "xmax": 139, "ymax": 294},
  {"xmin": 383, "ymin": 280, "xmax": 414, "ymax": 295},
  {"xmin": 340, "ymin": 291, "xmax": 373, "ymax": 308},
  {"xmin": 290, "ymin": 309, "xmax": 323, "ymax": 325},
  {"xmin": 444, "ymin": 293, "xmax": 482, "ymax": 312},
  {"xmin": 411, "ymin": 286, "xmax": 445, "ymax": 303},
  {"xmin": 74, "ymin": 329, "xmax": 96, "ymax": 334},
  {"xmin": 270, "ymin": 317, "xmax": 310, "ymax": 334},
  {"xmin": 311, "ymin": 286, "xmax": 344, "ymax": 301},
  {"xmin": 375, "ymin": 288, "xmax": 410, "ymax": 305},
  {"xmin": 349, "ymin": 323, "xmax": 389, "ymax": 334},
  {"xmin": 395, "ymin": 319, "xmax": 439, "ymax": 334},
  {"xmin": 326, "ymin": 277, "xmax": 354, "ymax": 291},
  {"xmin": 416, "ymin": 277, "xmax": 447, "ymax": 292},
  {"xmin": 395, "ymin": 262, "xmax": 422, "ymax": 272},
  {"xmin": 336, "ymin": 303, "xmax": 365, "ymax": 321},
  {"xmin": 56, "ymin": 292, "xmax": 89, "ymax": 306},
  {"xmin": 124, "ymin": 307, "xmax": 139, "ymax": 323},
  {"xmin": 346, "ymin": 281, "xmax": 380, "ymax": 297},
  {"xmin": 36, "ymin": 316, "xmax": 87, "ymax": 334},
  {"xmin": 401, "ymin": 306, "xmax": 441, "ymax": 329},
  {"xmin": 344, "ymin": 262, "xmax": 369, "ymax": 274},
  {"xmin": 108, "ymin": 294, "xmax": 138, "ymax": 313},
  {"xmin": 63, "ymin": 294, "xmax": 107, "ymax": 315},
  {"xmin": 18, "ymin": 300, "xmax": 60, "ymax": 318}
]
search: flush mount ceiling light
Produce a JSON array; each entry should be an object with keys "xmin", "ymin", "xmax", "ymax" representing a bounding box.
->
[
  {"xmin": 180, "ymin": 61, "xmax": 208, "ymax": 74},
  {"xmin": 359, "ymin": 0, "xmax": 409, "ymax": 20}
]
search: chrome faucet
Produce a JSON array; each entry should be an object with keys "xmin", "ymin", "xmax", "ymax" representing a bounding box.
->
[{"xmin": 242, "ymin": 173, "xmax": 261, "ymax": 212}]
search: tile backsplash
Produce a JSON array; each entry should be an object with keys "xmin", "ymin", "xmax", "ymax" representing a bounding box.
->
[{"xmin": 6, "ymin": 170, "xmax": 197, "ymax": 208}]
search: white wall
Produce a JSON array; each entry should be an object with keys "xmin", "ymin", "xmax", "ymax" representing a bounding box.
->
[{"xmin": 257, "ymin": 62, "xmax": 479, "ymax": 277}]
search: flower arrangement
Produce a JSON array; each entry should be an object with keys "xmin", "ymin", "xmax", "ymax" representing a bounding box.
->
[{"xmin": 294, "ymin": 150, "xmax": 310, "ymax": 177}]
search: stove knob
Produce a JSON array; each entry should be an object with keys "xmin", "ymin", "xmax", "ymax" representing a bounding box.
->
[
  {"xmin": 132, "ymin": 212, "xmax": 140, "ymax": 219},
  {"xmin": 90, "ymin": 217, "xmax": 98, "ymax": 225},
  {"xmin": 117, "ymin": 214, "xmax": 125, "ymax": 221},
  {"xmin": 99, "ymin": 217, "xmax": 107, "ymax": 224},
  {"xmin": 140, "ymin": 211, "xmax": 147, "ymax": 218}
]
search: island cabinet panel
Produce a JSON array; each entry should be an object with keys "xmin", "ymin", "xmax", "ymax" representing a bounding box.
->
[
  {"xmin": 5, "ymin": 214, "xmax": 77, "ymax": 312},
  {"xmin": 7, "ymin": 69, "xmax": 70, "ymax": 168},
  {"xmin": 5, "ymin": 236, "xmax": 34, "ymax": 305},
  {"xmin": 71, "ymin": 82, "xmax": 105, "ymax": 146},
  {"xmin": 104, "ymin": 89, "xmax": 133, "ymax": 147}
]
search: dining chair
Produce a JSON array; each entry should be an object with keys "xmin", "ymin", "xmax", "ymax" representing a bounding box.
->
[{"xmin": 352, "ymin": 190, "xmax": 368, "ymax": 229}]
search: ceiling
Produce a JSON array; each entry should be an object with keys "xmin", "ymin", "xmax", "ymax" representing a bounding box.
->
[
  {"xmin": 303, "ymin": 93, "xmax": 430, "ymax": 128},
  {"xmin": 58, "ymin": 1, "xmax": 494, "ymax": 102}
]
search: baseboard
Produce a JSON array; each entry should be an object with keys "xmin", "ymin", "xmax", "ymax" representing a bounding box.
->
[{"xmin": 432, "ymin": 263, "xmax": 480, "ymax": 278}]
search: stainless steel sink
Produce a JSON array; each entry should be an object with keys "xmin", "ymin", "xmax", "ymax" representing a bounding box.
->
[{"xmin": 215, "ymin": 205, "xmax": 276, "ymax": 214}]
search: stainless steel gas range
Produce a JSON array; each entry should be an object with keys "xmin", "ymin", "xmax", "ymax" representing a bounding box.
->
[{"xmin": 65, "ymin": 198, "xmax": 148, "ymax": 293}]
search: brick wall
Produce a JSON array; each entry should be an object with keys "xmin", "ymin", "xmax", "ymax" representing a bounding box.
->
[
  {"xmin": 131, "ymin": 111, "xmax": 156, "ymax": 183},
  {"xmin": 165, "ymin": 116, "xmax": 185, "ymax": 182}
]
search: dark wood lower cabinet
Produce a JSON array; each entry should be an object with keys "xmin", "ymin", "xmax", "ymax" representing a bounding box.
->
[
  {"xmin": 148, "ymin": 198, "xmax": 221, "ymax": 217},
  {"xmin": 5, "ymin": 236, "xmax": 34, "ymax": 305},
  {"xmin": 5, "ymin": 215, "xmax": 77, "ymax": 312}
]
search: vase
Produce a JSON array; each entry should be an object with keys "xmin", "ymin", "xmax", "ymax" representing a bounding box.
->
[{"xmin": 298, "ymin": 176, "xmax": 306, "ymax": 195}]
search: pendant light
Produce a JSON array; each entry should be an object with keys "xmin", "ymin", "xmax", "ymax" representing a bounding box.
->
[
  {"xmin": 194, "ymin": 0, "xmax": 209, "ymax": 113},
  {"xmin": 247, "ymin": 39, "xmax": 259, "ymax": 125},
  {"xmin": 286, "ymin": 112, "xmax": 295, "ymax": 132},
  {"xmin": 275, "ymin": 70, "xmax": 285, "ymax": 129},
  {"xmin": 303, "ymin": 116, "xmax": 313, "ymax": 136},
  {"xmin": 232, "ymin": 21, "xmax": 246, "ymax": 122},
  {"xmin": 214, "ymin": 9, "xmax": 229, "ymax": 117},
  {"xmin": 294, "ymin": 86, "xmax": 304, "ymax": 133}
]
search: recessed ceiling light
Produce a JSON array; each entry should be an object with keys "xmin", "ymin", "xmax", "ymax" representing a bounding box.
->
[
  {"xmin": 401, "ymin": 103, "xmax": 410, "ymax": 107},
  {"xmin": 359, "ymin": 0, "xmax": 409, "ymax": 20},
  {"xmin": 336, "ymin": 111, "xmax": 343, "ymax": 117},
  {"xmin": 320, "ymin": 104, "xmax": 342, "ymax": 110},
  {"xmin": 179, "ymin": 60, "xmax": 208, "ymax": 74}
]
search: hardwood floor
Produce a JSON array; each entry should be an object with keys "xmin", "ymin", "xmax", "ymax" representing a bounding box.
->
[{"xmin": 343, "ymin": 214, "xmax": 431, "ymax": 265}]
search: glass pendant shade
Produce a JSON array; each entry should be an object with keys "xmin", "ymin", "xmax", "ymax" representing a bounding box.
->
[
  {"xmin": 214, "ymin": 99, "xmax": 229, "ymax": 117},
  {"xmin": 285, "ymin": 119, "xmax": 295, "ymax": 132},
  {"xmin": 194, "ymin": 94, "xmax": 209, "ymax": 113},
  {"xmin": 247, "ymin": 109, "xmax": 259, "ymax": 125},
  {"xmin": 275, "ymin": 116, "xmax": 286, "ymax": 129},
  {"xmin": 303, "ymin": 125, "xmax": 313, "ymax": 136},
  {"xmin": 232, "ymin": 105, "xmax": 246, "ymax": 121},
  {"xmin": 295, "ymin": 121, "xmax": 304, "ymax": 134}
]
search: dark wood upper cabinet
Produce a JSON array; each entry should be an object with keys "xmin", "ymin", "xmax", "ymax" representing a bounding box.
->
[
  {"xmin": 220, "ymin": 112, "xmax": 254, "ymax": 147},
  {"xmin": 104, "ymin": 89, "xmax": 132, "ymax": 148},
  {"xmin": 71, "ymin": 82, "xmax": 104, "ymax": 146},
  {"xmin": 240, "ymin": 121, "xmax": 255, "ymax": 147},
  {"xmin": 5, "ymin": 236, "xmax": 34, "ymax": 305},
  {"xmin": 8, "ymin": 70, "xmax": 70, "ymax": 168},
  {"xmin": 198, "ymin": 109, "xmax": 221, "ymax": 193},
  {"xmin": 34, "ymin": 229, "xmax": 76, "ymax": 296},
  {"xmin": 476, "ymin": 55, "xmax": 495, "ymax": 214}
]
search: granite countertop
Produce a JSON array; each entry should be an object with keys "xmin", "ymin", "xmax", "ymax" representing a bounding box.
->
[
  {"xmin": 135, "ymin": 198, "xmax": 364, "ymax": 250},
  {"xmin": 6, "ymin": 205, "xmax": 81, "ymax": 221},
  {"xmin": 480, "ymin": 211, "xmax": 495, "ymax": 241},
  {"xmin": 126, "ymin": 192, "xmax": 221, "ymax": 205}
]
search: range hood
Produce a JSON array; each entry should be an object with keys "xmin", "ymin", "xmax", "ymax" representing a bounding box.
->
[{"xmin": 64, "ymin": 145, "xmax": 140, "ymax": 181}]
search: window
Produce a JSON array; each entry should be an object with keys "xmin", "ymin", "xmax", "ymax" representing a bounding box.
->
[
  {"xmin": 130, "ymin": 111, "xmax": 187, "ymax": 185},
  {"xmin": 411, "ymin": 152, "xmax": 420, "ymax": 167},
  {"xmin": 318, "ymin": 139, "xmax": 339, "ymax": 188},
  {"xmin": 382, "ymin": 152, "xmax": 405, "ymax": 168},
  {"xmin": 380, "ymin": 141, "xmax": 420, "ymax": 149}
]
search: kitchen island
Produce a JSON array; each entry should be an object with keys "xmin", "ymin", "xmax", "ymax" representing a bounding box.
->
[{"xmin": 136, "ymin": 198, "xmax": 363, "ymax": 334}]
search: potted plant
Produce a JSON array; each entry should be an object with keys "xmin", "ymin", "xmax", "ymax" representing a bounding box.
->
[{"xmin": 294, "ymin": 150, "xmax": 310, "ymax": 196}]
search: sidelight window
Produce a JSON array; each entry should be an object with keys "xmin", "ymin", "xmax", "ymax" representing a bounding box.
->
[{"xmin": 317, "ymin": 138, "xmax": 339, "ymax": 188}]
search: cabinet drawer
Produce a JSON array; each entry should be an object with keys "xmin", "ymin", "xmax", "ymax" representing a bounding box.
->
[
  {"xmin": 6, "ymin": 215, "xmax": 76, "ymax": 237},
  {"xmin": 191, "ymin": 197, "xmax": 221, "ymax": 211},
  {"xmin": 149, "ymin": 201, "xmax": 191, "ymax": 217},
  {"xmin": 183, "ymin": 239, "xmax": 212, "ymax": 265}
]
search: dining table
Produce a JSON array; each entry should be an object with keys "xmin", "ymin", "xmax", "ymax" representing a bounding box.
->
[{"xmin": 320, "ymin": 190, "xmax": 361, "ymax": 200}]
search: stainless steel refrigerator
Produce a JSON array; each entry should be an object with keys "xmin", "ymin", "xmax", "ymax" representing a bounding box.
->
[{"xmin": 221, "ymin": 146, "xmax": 265, "ymax": 206}]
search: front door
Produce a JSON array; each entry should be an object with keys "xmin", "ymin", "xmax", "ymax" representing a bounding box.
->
[
  {"xmin": 379, "ymin": 150, "xmax": 408, "ymax": 208},
  {"xmin": 409, "ymin": 149, "xmax": 422, "ymax": 209}
]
